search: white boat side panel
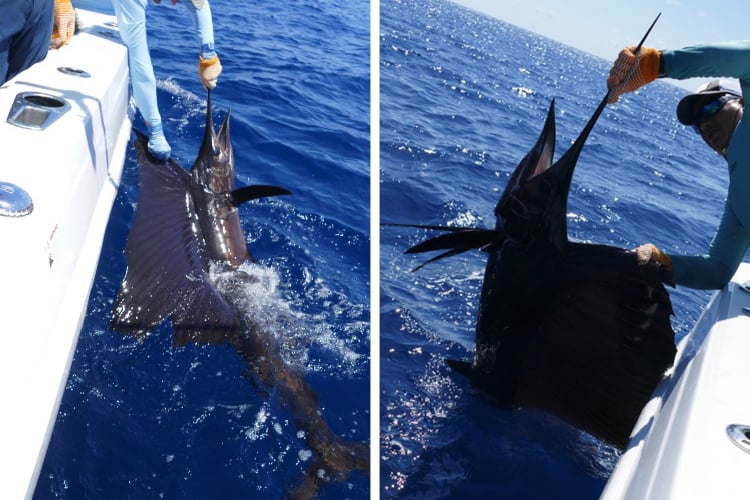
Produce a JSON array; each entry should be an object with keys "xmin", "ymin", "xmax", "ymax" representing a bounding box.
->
[
  {"xmin": 0, "ymin": 10, "xmax": 131, "ymax": 499},
  {"xmin": 602, "ymin": 263, "xmax": 750, "ymax": 500}
]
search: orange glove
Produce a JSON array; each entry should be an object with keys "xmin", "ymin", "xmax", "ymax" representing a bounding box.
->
[
  {"xmin": 199, "ymin": 53, "xmax": 222, "ymax": 89},
  {"xmin": 635, "ymin": 243, "xmax": 672, "ymax": 272},
  {"xmin": 50, "ymin": 0, "xmax": 76, "ymax": 49},
  {"xmin": 607, "ymin": 46, "xmax": 661, "ymax": 103}
]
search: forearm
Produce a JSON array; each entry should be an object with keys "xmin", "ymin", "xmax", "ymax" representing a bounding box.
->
[
  {"xmin": 183, "ymin": 0, "xmax": 216, "ymax": 58},
  {"xmin": 669, "ymin": 254, "xmax": 735, "ymax": 290},
  {"xmin": 669, "ymin": 199, "xmax": 750, "ymax": 290},
  {"xmin": 662, "ymin": 40, "xmax": 750, "ymax": 81}
]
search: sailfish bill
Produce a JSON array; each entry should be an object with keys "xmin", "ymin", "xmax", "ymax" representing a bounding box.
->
[
  {"xmin": 403, "ymin": 99, "xmax": 676, "ymax": 448},
  {"xmin": 111, "ymin": 90, "xmax": 368, "ymax": 496}
]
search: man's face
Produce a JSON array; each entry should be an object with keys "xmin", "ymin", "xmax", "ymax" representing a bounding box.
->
[{"xmin": 694, "ymin": 98, "xmax": 744, "ymax": 155}]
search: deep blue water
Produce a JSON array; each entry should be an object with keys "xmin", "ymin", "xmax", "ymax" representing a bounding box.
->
[
  {"xmin": 381, "ymin": 0, "xmax": 727, "ymax": 498},
  {"xmin": 35, "ymin": 1, "xmax": 369, "ymax": 499}
]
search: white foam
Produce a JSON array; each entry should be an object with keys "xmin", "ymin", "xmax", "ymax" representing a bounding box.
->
[
  {"xmin": 244, "ymin": 404, "xmax": 270, "ymax": 441},
  {"xmin": 211, "ymin": 262, "xmax": 366, "ymax": 376}
]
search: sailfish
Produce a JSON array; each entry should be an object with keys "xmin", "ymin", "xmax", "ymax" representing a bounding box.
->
[
  {"xmin": 111, "ymin": 90, "xmax": 369, "ymax": 498},
  {"xmin": 400, "ymin": 95, "xmax": 677, "ymax": 448}
]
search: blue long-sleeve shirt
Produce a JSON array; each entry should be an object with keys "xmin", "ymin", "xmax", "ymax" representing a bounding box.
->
[{"xmin": 661, "ymin": 41, "xmax": 750, "ymax": 289}]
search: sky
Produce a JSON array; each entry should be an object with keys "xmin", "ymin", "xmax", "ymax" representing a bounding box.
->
[{"xmin": 450, "ymin": 0, "xmax": 748, "ymax": 89}]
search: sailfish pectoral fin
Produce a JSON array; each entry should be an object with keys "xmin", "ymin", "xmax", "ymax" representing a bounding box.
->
[
  {"xmin": 410, "ymin": 248, "xmax": 473, "ymax": 271},
  {"xmin": 382, "ymin": 223, "xmax": 474, "ymax": 232},
  {"xmin": 405, "ymin": 229, "xmax": 498, "ymax": 254},
  {"xmin": 112, "ymin": 130, "xmax": 240, "ymax": 346},
  {"xmin": 229, "ymin": 185, "xmax": 292, "ymax": 207},
  {"xmin": 403, "ymin": 228, "xmax": 499, "ymax": 270}
]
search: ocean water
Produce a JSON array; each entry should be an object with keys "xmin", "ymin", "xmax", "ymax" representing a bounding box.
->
[
  {"xmin": 35, "ymin": 1, "xmax": 370, "ymax": 499},
  {"xmin": 381, "ymin": 0, "xmax": 727, "ymax": 498}
]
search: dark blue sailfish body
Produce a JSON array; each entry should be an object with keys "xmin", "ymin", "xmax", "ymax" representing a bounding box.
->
[
  {"xmin": 404, "ymin": 99, "xmax": 676, "ymax": 448},
  {"xmin": 112, "ymin": 91, "xmax": 368, "ymax": 497}
]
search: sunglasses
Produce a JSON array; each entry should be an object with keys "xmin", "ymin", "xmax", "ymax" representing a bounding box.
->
[{"xmin": 691, "ymin": 94, "xmax": 740, "ymax": 133}]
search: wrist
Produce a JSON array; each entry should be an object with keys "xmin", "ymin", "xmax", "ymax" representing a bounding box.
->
[
  {"xmin": 199, "ymin": 53, "xmax": 219, "ymax": 68},
  {"xmin": 640, "ymin": 47, "xmax": 661, "ymax": 83},
  {"xmin": 200, "ymin": 43, "xmax": 216, "ymax": 61},
  {"xmin": 657, "ymin": 50, "xmax": 666, "ymax": 78},
  {"xmin": 54, "ymin": 0, "xmax": 73, "ymax": 11}
]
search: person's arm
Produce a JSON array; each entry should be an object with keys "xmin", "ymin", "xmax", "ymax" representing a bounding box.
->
[
  {"xmin": 669, "ymin": 194, "xmax": 750, "ymax": 290},
  {"xmin": 662, "ymin": 40, "xmax": 750, "ymax": 83},
  {"xmin": 608, "ymin": 40, "xmax": 750, "ymax": 102},
  {"xmin": 183, "ymin": 0, "xmax": 221, "ymax": 89},
  {"xmin": 664, "ymin": 40, "xmax": 750, "ymax": 119}
]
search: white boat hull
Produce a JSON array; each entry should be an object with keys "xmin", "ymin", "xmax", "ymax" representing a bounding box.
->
[
  {"xmin": 0, "ymin": 10, "xmax": 130, "ymax": 498},
  {"xmin": 602, "ymin": 263, "xmax": 750, "ymax": 499}
]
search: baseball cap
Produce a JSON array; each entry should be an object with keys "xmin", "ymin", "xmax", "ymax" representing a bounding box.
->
[{"xmin": 676, "ymin": 79, "xmax": 743, "ymax": 125}]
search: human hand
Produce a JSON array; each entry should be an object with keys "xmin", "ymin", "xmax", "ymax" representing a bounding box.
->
[
  {"xmin": 199, "ymin": 53, "xmax": 222, "ymax": 89},
  {"xmin": 607, "ymin": 46, "xmax": 660, "ymax": 103},
  {"xmin": 50, "ymin": 0, "xmax": 76, "ymax": 49},
  {"xmin": 634, "ymin": 243, "xmax": 672, "ymax": 271}
]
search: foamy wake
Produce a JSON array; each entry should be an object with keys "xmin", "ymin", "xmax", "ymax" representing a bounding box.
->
[{"xmin": 210, "ymin": 262, "xmax": 366, "ymax": 377}]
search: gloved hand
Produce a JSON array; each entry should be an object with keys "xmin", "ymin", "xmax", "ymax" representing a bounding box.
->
[
  {"xmin": 199, "ymin": 53, "xmax": 222, "ymax": 89},
  {"xmin": 635, "ymin": 243, "xmax": 672, "ymax": 271},
  {"xmin": 607, "ymin": 46, "xmax": 661, "ymax": 103},
  {"xmin": 50, "ymin": 0, "xmax": 76, "ymax": 49}
]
